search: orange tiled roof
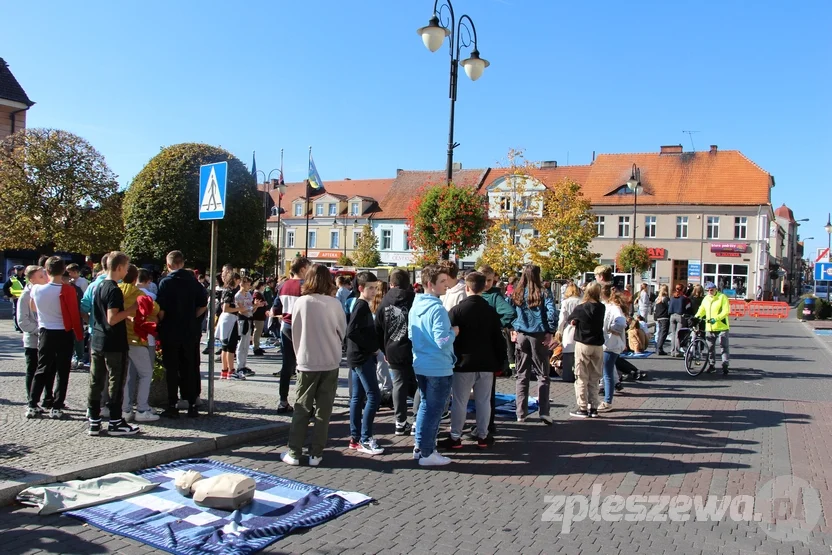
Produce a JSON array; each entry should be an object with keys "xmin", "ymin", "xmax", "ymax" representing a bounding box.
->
[
  {"xmin": 375, "ymin": 169, "xmax": 489, "ymax": 220},
  {"xmin": 580, "ymin": 150, "xmax": 772, "ymax": 206},
  {"xmin": 482, "ymin": 165, "xmax": 593, "ymax": 190},
  {"xmin": 265, "ymin": 178, "xmax": 393, "ymax": 221}
]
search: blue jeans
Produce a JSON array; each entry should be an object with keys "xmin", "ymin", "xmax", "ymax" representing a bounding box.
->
[
  {"xmin": 415, "ymin": 374, "xmax": 453, "ymax": 458},
  {"xmin": 603, "ymin": 351, "xmax": 619, "ymax": 404},
  {"xmin": 350, "ymin": 358, "xmax": 380, "ymax": 443}
]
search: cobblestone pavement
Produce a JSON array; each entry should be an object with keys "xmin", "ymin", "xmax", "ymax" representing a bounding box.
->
[
  {"xmin": 0, "ymin": 318, "xmax": 352, "ymax": 483},
  {"xmin": 3, "ymin": 318, "xmax": 832, "ymax": 554}
]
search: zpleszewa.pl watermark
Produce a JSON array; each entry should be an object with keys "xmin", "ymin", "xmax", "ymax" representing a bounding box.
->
[{"xmin": 542, "ymin": 476, "xmax": 821, "ymax": 542}]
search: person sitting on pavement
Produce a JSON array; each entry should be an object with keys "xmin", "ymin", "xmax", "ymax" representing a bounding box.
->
[{"xmin": 695, "ymin": 281, "xmax": 731, "ymax": 375}]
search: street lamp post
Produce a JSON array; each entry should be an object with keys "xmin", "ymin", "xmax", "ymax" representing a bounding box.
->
[
  {"xmin": 417, "ymin": 0, "xmax": 489, "ymax": 184},
  {"xmin": 626, "ymin": 163, "xmax": 642, "ymax": 291},
  {"xmin": 826, "ymin": 213, "xmax": 832, "ymax": 302},
  {"xmin": 275, "ymin": 179, "xmax": 287, "ymax": 276}
]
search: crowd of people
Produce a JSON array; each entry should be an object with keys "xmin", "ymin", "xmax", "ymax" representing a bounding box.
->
[{"xmin": 11, "ymin": 250, "xmax": 732, "ymax": 464}]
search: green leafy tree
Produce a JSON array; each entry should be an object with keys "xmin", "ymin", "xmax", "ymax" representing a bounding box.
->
[
  {"xmin": 528, "ymin": 178, "xmax": 599, "ymax": 279},
  {"xmin": 405, "ymin": 182, "xmax": 488, "ymax": 259},
  {"xmin": 256, "ymin": 240, "xmax": 277, "ymax": 273},
  {"xmin": 122, "ymin": 143, "xmax": 263, "ymax": 267},
  {"xmin": 0, "ymin": 128, "xmax": 123, "ymax": 254},
  {"xmin": 353, "ymin": 224, "xmax": 381, "ymax": 267},
  {"xmin": 337, "ymin": 254, "xmax": 354, "ymax": 266}
]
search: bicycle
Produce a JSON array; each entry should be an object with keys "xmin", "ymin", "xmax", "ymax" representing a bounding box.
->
[{"xmin": 683, "ymin": 317, "xmax": 714, "ymax": 376}]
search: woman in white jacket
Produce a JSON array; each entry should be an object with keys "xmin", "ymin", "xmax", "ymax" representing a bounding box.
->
[
  {"xmin": 558, "ymin": 283, "xmax": 581, "ymax": 331},
  {"xmin": 599, "ymin": 284, "xmax": 628, "ymax": 412}
]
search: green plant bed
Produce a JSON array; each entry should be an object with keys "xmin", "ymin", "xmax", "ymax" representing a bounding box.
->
[{"xmin": 795, "ymin": 296, "xmax": 832, "ymax": 320}]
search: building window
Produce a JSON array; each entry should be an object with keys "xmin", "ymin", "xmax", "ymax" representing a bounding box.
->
[
  {"xmin": 707, "ymin": 216, "xmax": 720, "ymax": 239},
  {"xmin": 703, "ymin": 264, "xmax": 748, "ymax": 297},
  {"xmin": 676, "ymin": 216, "xmax": 688, "ymax": 238},
  {"xmin": 595, "ymin": 216, "xmax": 605, "ymax": 237},
  {"xmin": 353, "ymin": 230, "xmax": 361, "ymax": 248},
  {"xmin": 330, "ymin": 230, "xmax": 339, "ymax": 249},
  {"xmin": 308, "ymin": 231, "xmax": 316, "ymax": 248},
  {"xmin": 294, "ymin": 204, "xmax": 302, "ymax": 216},
  {"xmin": 532, "ymin": 229, "xmax": 540, "ymax": 239},
  {"xmin": 286, "ymin": 231, "xmax": 295, "ymax": 248},
  {"xmin": 328, "ymin": 203, "xmax": 337, "ymax": 216},
  {"xmin": 644, "ymin": 216, "xmax": 656, "ymax": 238},
  {"xmin": 618, "ymin": 216, "xmax": 630, "ymax": 238},
  {"xmin": 265, "ymin": 230, "xmax": 272, "ymax": 241},
  {"xmin": 315, "ymin": 204, "xmax": 323, "ymax": 217},
  {"xmin": 499, "ymin": 196, "xmax": 512, "ymax": 212},
  {"xmin": 734, "ymin": 216, "xmax": 748, "ymax": 239},
  {"xmin": 403, "ymin": 230, "xmax": 411, "ymax": 250},
  {"xmin": 381, "ymin": 229, "xmax": 392, "ymax": 250},
  {"xmin": 350, "ymin": 202, "xmax": 360, "ymax": 215}
]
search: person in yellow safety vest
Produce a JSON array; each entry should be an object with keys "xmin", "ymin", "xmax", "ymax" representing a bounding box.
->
[
  {"xmin": 4, "ymin": 265, "xmax": 27, "ymax": 333},
  {"xmin": 695, "ymin": 281, "xmax": 730, "ymax": 375}
]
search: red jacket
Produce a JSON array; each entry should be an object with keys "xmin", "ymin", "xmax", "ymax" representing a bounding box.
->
[
  {"xmin": 134, "ymin": 295, "xmax": 158, "ymax": 343},
  {"xmin": 59, "ymin": 284, "xmax": 84, "ymax": 341}
]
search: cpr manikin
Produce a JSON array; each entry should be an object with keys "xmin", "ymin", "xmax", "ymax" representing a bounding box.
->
[{"xmin": 174, "ymin": 470, "xmax": 256, "ymax": 511}]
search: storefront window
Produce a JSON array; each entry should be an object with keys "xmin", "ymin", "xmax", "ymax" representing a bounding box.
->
[{"xmin": 703, "ymin": 264, "xmax": 748, "ymax": 297}]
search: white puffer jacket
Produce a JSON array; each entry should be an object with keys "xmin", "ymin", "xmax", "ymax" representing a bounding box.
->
[{"xmin": 602, "ymin": 300, "xmax": 627, "ymax": 353}]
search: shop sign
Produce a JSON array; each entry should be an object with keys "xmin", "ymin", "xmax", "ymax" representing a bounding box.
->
[
  {"xmin": 710, "ymin": 243, "xmax": 749, "ymax": 253},
  {"xmin": 307, "ymin": 250, "xmax": 341, "ymax": 259},
  {"xmin": 688, "ymin": 260, "xmax": 701, "ymax": 282},
  {"xmin": 647, "ymin": 247, "xmax": 666, "ymax": 260},
  {"xmin": 715, "ymin": 252, "xmax": 742, "ymax": 258}
]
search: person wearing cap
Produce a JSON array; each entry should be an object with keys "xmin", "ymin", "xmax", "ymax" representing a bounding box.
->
[
  {"xmin": 695, "ymin": 281, "xmax": 731, "ymax": 374},
  {"xmin": 4, "ymin": 265, "xmax": 27, "ymax": 332}
]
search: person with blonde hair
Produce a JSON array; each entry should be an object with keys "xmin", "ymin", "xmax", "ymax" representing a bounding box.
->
[
  {"xmin": 598, "ymin": 284, "xmax": 627, "ymax": 412},
  {"xmin": 558, "ymin": 282, "xmax": 581, "ymax": 332},
  {"xmin": 653, "ymin": 284, "xmax": 670, "ymax": 356},
  {"xmin": 567, "ymin": 282, "xmax": 605, "ymax": 418}
]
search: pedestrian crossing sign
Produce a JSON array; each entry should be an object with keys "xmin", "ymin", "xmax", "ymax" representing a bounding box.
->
[{"xmin": 199, "ymin": 162, "xmax": 228, "ymax": 220}]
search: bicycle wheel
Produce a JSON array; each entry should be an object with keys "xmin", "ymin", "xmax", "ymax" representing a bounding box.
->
[{"xmin": 684, "ymin": 337, "xmax": 710, "ymax": 376}]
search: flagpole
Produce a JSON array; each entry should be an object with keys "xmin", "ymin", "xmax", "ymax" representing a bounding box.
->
[
  {"xmin": 305, "ymin": 146, "xmax": 311, "ymax": 258},
  {"xmin": 276, "ymin": 148, "xmax": 284, "ymax": 276}
]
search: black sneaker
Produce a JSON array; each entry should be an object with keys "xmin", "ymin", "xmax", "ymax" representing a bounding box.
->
[
  {"xmin": 569, "ymin": 409, "xmax": 589, "ymax": 418},
  {"xmin": 540, "ymin": 415, "xmax": 553, "ymax": 426},
  {"xmin": 395, "ymin": 421, "xmax": 412, "ymax": 436},
  {"xmin": 108, "ymin": 419, "xmax": 140, "ymax": 436},
  {"xmin": 160, "ymin": 407, "xmax": 180, "ymax": 419},
  {"xmin": 722, "ymin": 363, "xmax": 729, "ymax": 375},
  {"xmin": 240, "ymin": 367, "xmax": 256, "ymax": 376},
  {"xmin": 438, "ymin": 436, "xmax": 462, "ymax": 449},
  {"xmin": 187, "ymin": 406, "xmax": 199, "ymax": 418},
  {"xmin": 277, "ymin": 404, "xmax": 293, "ymax": 415},
  {"xmin": 589, "ymin": 409, "xmax": 599, "ymax": 418},
  {"xmin": 88, "ymin": 420, "xmax": 102, "ymax": 436},
  {"xmin": 614, "ymin": 382, "xmax": 624, "ymax": 392},
  {"xmin": 253, "ymin": 349, "xmax": 265, "ymax": 357},
  {"xmin": 477, "ymin": 435, "xmax": 493, "ymax": 449}
]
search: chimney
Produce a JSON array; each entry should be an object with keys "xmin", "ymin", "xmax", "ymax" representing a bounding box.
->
[
  {"xmin": 592, "ymin": 150, "xmax": 596, "ymax": 162},
  {"xmin": 660, "ymin": 144, "xmax": 684, "ymax": 154},
  {"xmin": 541, "ymin": 160, "xmax": 558, "ymax": 168},
  {"xmin": 344, "ymin": 178, "xmax": 351, "ymax": 180},
  {"xmin": 709, "ymin": 145, "xmax": 718, "ymax": 153},
  {"xmin": 451, "ymin": 162, "xmax": 463, "ymax": 171},
  {"xmin": 397, "ymin": 168, "xmax": 403, "ymax": 174}
]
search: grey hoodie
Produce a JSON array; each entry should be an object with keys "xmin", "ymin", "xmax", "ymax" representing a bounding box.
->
[{"xmin": 17, "ymin": 285, "xmax": 39, "ymax": 349}]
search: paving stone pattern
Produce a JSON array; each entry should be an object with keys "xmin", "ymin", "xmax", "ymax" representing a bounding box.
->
[{"xmin": 2, "ymin": 315, "xmax": 832, "ymax": 554}]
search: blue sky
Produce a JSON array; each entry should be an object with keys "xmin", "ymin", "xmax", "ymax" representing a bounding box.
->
[{"xmin": 3, "ymin": 0, "xmax": 831, "ymax": 256}]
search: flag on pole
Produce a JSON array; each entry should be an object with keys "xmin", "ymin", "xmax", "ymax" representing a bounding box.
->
[{"xmin": 308, "ymin": 152, "xmax": 324, "ymax": 193}]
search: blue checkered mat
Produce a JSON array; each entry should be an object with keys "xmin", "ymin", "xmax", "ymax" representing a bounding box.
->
[
  {"xmin": 468, "ymin": 393, "xmax": 538, "ymax": 417},
  {"xmin": 65, "ymin": 458, "xmax": 373, "ymax": 555}
]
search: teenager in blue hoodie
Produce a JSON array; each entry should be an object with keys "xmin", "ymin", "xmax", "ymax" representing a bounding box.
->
[{"xmin": 408, "ymin": 264, "xmax": 458, "ymax": 467}]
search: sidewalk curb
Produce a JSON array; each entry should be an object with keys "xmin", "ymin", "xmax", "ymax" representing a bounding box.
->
[{"xmin": 0, "ymin": 421, "xmax": 290, "ymax": 507}]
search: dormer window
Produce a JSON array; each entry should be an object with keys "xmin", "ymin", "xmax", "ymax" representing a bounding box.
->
[
  {"xmin": 294, "ymin": 204, "xmax": 302, "ymax": 216},
  {"xmin": 315, "ymin": 203, "xmax": 324, "ymax": 216},
  {"xmin": 329, "ymin": 203, "xmax": 337, "ymax": 216},
  {"xmin": 350, "ymin": 202, "xmax": 360, "ymax": 216}
]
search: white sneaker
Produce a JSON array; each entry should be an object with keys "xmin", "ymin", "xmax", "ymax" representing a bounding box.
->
[
  {"xmin": 124, "ymin": 411, "xmax": 135, "ymax": 422},
  {"xmin": 412, "ymin": 448, "xmax": 421, "ymax": 460},
  {"xmin": 134, "ymin": 410, "xmax": 160, "ymax": 422},
  {"xmin": 281, "ymin": 452, "xmax": 300, "ymax": 466},
  {"xmin": 418, "ymin": 451, "xmax": 452, "ymax": 467},
  {"xmin": 49, "ymin": 408, "xmax": 64, "ymax": 419},
  {"xmin": 309, "ymin": 456, "xmax": 322, "ymax": 467},
  {"xmin": 357, "ymin": 438, "xmax": 384, "ymax": 456}
]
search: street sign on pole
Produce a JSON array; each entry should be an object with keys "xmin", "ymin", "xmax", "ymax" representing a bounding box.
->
[
  {"xmin": 815, "ymin": 262, "xmax": 832, "ymax": 282},
  {"xmin": 199, "ymin": 162, "xmax": 228, "ymax": 416},
  {"xmin": 199, "ymin": 162, "xmax": 228, "ymax": 221},
  {"xmin": 817, "ymin": 247, "xmax": 830, "ymax": 263}
]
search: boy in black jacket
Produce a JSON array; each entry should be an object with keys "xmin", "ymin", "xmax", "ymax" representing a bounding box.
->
[
  {"xmin": 346, "ymin": 271, "xmax": 383, "ymax": 456},
  {"xmin": 375, "ymin": 269, "xmax": 417, "ymax": 436},
  {"xmin": 442, "ymin": 272, "xmax": 506, "ymax": 449}
]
